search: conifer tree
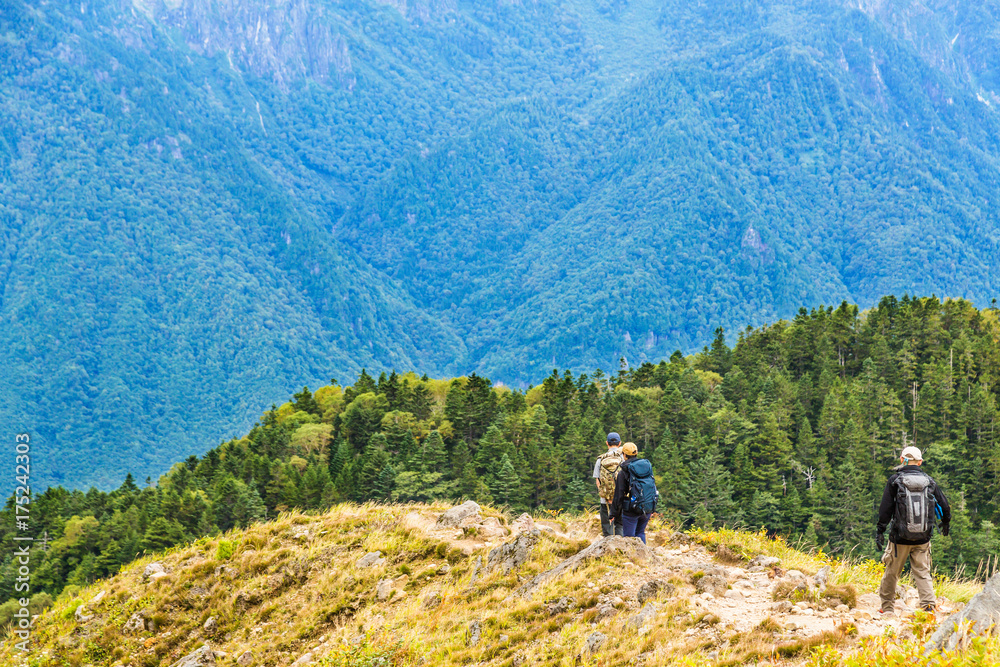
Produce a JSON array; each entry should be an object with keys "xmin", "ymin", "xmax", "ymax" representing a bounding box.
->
[
  {"xmin": 491, "ymin": 454, "xmax": 522, "ymax": 509},
  {"xmin": 372, "ymin": 464, "xmax": 396, "ymax": 501}
]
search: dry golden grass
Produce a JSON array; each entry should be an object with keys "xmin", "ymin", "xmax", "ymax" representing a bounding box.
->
[{"xmin": 1, "ymin": 505, "xmax": 994, "ymax": 667}]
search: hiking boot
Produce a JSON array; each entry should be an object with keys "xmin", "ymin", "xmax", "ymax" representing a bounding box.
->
[{"xmin": 920, "ymin": 603, "xmax": 936, "ymax": 613}]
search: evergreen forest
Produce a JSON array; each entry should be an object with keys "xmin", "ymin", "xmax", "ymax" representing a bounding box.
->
[
  {"xmin": 3, "ymin": 295, "xmax": 999, "ymax": 626},
  {"xmin": 3, "ymin": 0, "xmax": 1000, "ymax": 493}
]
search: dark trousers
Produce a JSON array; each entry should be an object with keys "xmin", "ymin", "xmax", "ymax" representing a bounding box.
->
[
  {"xmin": 600, "ymin": 503, "xmax": 623, "ymax": 537},
  {"xmin": 621, "ymin": 512, "xmax": 651, "ymax": 543}
]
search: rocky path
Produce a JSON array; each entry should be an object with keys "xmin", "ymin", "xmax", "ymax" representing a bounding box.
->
[{"xmin": 408, "ymin": 501, "xmax": 969, "ymax": 661}]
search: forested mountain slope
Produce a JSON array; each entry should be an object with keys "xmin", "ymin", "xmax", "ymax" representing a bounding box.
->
[
  {"xmin": 3, "ymin": 295, "xmax": 998, "ymax": 622},
  {"xmin": 2, "ymin": 0, "xmax": 1000, "ymax": 491}
]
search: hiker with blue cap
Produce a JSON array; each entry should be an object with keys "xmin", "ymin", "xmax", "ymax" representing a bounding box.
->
[
  {"xmin": 876, "ymin": 446, "xmax": 951, "ymax": 614},
  {"xmin": 594, "ymin": 433, "xmax": 624, "ymax": 536}
]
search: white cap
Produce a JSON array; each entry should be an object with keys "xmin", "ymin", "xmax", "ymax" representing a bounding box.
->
[{"xmin": 900, "ymin": 446, "xmax": 923, "ymax": 461}]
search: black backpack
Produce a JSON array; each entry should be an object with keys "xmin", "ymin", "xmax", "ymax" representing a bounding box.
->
[
  {"xmin": 893, "ymin": 471, "xmax": 937, "ymax": 542},
  {"xmin": 624, "ymin": 459, "xmax": 659, "ymax": 515}
]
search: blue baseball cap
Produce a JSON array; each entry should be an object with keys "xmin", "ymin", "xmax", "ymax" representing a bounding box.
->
[{"xmin": 607, "ymin": 432, "xmax": 621, "ymax": 444}]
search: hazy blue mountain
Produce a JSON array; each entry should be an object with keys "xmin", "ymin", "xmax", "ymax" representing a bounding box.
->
[{"xmin": 1, "ymin": 0, "xmax": 998, "ymax": 490}]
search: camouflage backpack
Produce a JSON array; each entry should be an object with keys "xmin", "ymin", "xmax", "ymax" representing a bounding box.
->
[{"xmin": 598, "ymin": 449, "xmax": 624, "ymax": 502}]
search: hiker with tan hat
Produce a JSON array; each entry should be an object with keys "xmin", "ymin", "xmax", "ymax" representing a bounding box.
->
[
  {"xmin": 875, "ymin": 446, "xmax": 951, "ymax": 614},
  {"xmin": 609, "ymin": 442, "xmax": 659, "ymax": 544}
]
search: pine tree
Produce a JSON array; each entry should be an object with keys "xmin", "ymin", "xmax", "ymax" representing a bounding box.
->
[
  {"xmin": 491, "ymin": 454, "xmax": 522, "ymax": 509},
  {"xmin": 687, "ymin": 441, "xmax": 734, "ymax": 526},
  {"xmin": 420, "ymin": 431, "xmax": 448, "ymax": 472},
  {"xmin": 653, "ymin": 429, "xmax": 693, "ymax": 521},
  {"xmin": 563, "ymin": 477, "xmax": 590, "ymax": 512},
  {"xmin": 328, "ymin": 439, "xmax": 350, "ymax": 480},
  {"xmin": 141, "ymin": 517, "xmax": 186, "ymax": 552},
  {"xmin": 292, "ymin": 386, "xmax": 322, "ymax": 416},
  {"xmin": 371, "ymin": 464, "xmax": 396, "ymax": 501},
  {"xmin": 475, "ymin": 424, "xmax": 512, "ymax": 485},
  {"xmin": 749, "ymin": 414, "xmax": 793, "ymax": 494},
  {"xmin": 93, "ymin": 539, "xmax": 122, "ymax": 578}
]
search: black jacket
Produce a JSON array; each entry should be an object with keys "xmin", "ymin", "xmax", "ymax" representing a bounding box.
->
[
  {"xmin": 610, "ymin": 456, "xmax": 640, "ymax": 519},
  {"xmin": 876, "ymin": 465, "xmax": 951, "ymax": 545}
]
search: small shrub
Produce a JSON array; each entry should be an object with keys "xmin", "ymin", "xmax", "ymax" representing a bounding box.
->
[
  {"xmin": 772, "ymin": 580, "xmax": 811, "ymax": 603},
  {"xmin": 62, "ymin": 599, "xmax": 83, "ymax": 620},
  {"xmin": 714, "ymin": 543, "xmax": 747, "ymax": 564},
  {"xmin": 822, "ymin": 584, "xmax": 857, "ymax": 609},
  {"xmin": 216, "ymin": 540, "xmax": 236, "ymax": 561},
  {"xmin": 552, "ymin": 539, "xmax": 589, "ymax": 558},
  {"xmin": 757, "ymin": 616, "xmax": 782, "ymax": 634}
]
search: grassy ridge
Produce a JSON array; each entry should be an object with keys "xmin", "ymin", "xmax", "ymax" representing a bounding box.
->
[{"xmin": 3, "ymin": 503, "xmax": 995, "ymax": 667}]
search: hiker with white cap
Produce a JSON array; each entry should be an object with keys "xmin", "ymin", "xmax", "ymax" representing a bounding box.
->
[{"xmin": 875, "ymin": 445, "xmax": 951, "ymax": 614}]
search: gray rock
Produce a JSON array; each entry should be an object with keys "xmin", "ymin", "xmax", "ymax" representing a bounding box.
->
[
  {"xmin": 637, "ymin": 579, "xmax": 675, "ymax": 604},
  {"xmin": 75, "ymin": 603, "xmax": 94, "ymax": 623},
  {"xmin": 422, "ymin": 591, "xmax": 442, "ymax": 609},
  {"xmin": 785, "ymin": 570, "xmax": 806, "ymax": 582},
  {"xmin": 203, "ymin": 616, "xmax": 218, "ymax": 633},
  {"xmin": 814, "ymin": 565, "xmax": 831, "ymax": 591},
  {"xmin": 168, "ymin": 644, "xmax": 217, "ymax": 667},
  {"xmin": 626, "ymin": 603, "xmax": 659, "ymax": 629},
  {"xmin": 547, "ymin": 597, "xmax": 573, "ymax": 615},
  {"xmin": 511, "ymin": 513, "xmax": 536, "ymax": 535},
  {"xmin": 517, "ymin": 536, "xmax": 658, "ymax": 598},
  {"xmin": 858, "ymin": 593, "xmax": 880, "ymax": 608},
  {"xmin": 123, "ymin": 611, "xmax": 147, "ymax": 634},
  {"xmin": 237, "ymin": 651, "xmax": 254, "ymax": 666},
  {"xmin": 466, "ymin": 620, "xmax": 482, "ymax": 647},
  {"xmin": 143, "ymin": 562, "xmax": 166, "ymax": 582},
  {"xmin": 696, "ymin": 575, "xmax": 728, "ymax": 597},
  {"xmin": 585, "ymin": 631, "xmax": 606, "ymax": 654},
  {"xmin": 749, "ymin": 555, "xmax": 781, "ymax": 568},
  {"xmin": 355, "ymin": 551, "xmax": 386, "ymax": 569},
  {"xmin": 702, "ymin": 565, "xmax": 729, "ymax": 578},
  {"xmin": 477, "ymin": 516, "xmax": 509, "ymax": 540},
  {"xmin": 771, "ymin": 601, "xmax": 793, "ymax": 613},
  {"xmin": 486, "ymin": 531, "xmax": 540, "ymax": 575},
  {"xmin": 468, "ymin": 556, "xmax": 483, "ymax": 586},
  {"xmin": 90, "ymin": 590, "xmax": 107, "ymax": 604},
  {"xmin": 376, "ymin": 578, "xmax": 394, "ymax": 601},
  {"xmin": 290, "ymin": 651, "xmax": 314, "ymax": 666},
  {"xmin": 595, "ymin": 603, "xmax": 617, "ymax": 621},
  {"xmin": 188, "ymin": 586, "xmax": 210, "ymax": 599},
  {"xmin": 927, "ymin": 571, "xmax": 1000, "ymax": 652},
  {"xmin": 437, "ymin": 501, "xmax": 481, "ymax": 528}
]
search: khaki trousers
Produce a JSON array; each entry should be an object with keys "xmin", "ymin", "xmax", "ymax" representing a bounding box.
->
[{"xmin": 878, "ymin": 540, "xmax": 935, "ymax": 612}]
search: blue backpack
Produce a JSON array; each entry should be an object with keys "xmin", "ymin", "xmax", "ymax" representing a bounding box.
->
[{"xmin": 624, "ymin": 459, "xmax": 659, "ymax": 515}]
